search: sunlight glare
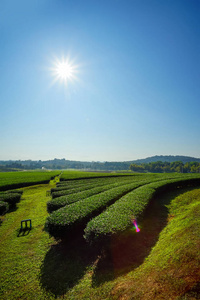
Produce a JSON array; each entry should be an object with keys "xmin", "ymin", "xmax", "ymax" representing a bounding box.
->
[
  {"xmin": 56, "ymin": 61, "xmax": 73, "ymax": 80},
  {"xmin": 51, "ymin": 56, "xmax": 79, "ymax": 85}
]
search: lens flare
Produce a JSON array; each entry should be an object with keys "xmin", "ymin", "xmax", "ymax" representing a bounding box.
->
[{"xmin": 131, "ymin": 218, "xmax": 140, "ymax": 232}]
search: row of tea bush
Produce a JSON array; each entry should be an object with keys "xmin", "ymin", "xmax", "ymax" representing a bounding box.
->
[
  {"xmin": 0, "ymin": 190, "xmax": 23, "ymax": 215},
  {"xmin": 45, "ymin": 173, "xmax": 200, "ymax": 243}
]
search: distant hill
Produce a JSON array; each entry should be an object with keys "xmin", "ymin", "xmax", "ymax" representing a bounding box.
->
[
  {"xmin": 131, "ymin": 155, "xmax": 200, "ymax": 164},
  {"xmin": 0, "ymin": 155, "xmax": 200, "ymax": 171}
]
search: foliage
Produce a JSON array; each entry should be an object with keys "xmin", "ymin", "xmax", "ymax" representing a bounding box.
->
[
  {"xmin": 1, "ymin": 155, "xmax": 200, "ymax": 171},
  {"xmin": 84, "ymin": 176, "xmax": 200, "ymax": 243},
  {"xmin": 130, "ymin": 160, "xmax": 200, "ymax": 173},
  {"xmin": 47, "ymin": 176, "xmax": 147, "ymax": 212},
  {"xmin": 0, "ymin": 190, "xmax": 23, "ymax": 215},
  {"xmin": 46, "ymin": 174, "xmax": 200, "ymax": 239},
  {"xmin": 45, "ymin": 181, "xmax": 148, "ymax": 238},
  {"xmin": 0, "ymin": 171, "xmax": 60, "ymax": 191},
  {"xmin": 0, "ymin": 192, "xmax": 22, "ymax": 206},
  {"xmin": 51, "ymin": 176, "xmax": 141, "ymax": 199},
  {"xmin": 1, "ymin": 173, "xmax": 200, "ymax": 299},
  {"xmin": 113, "ymin": 188, "xmax": 200, "ymax": 299},
  {"xmin": 0, "ymin": 183, "xmax": 57, "ymax": 300},
  {"xmin": 0, "ymin": 201, "xmax": 9, "ymax": 215},
  {"xmin": 60, "ymin": 170, "xmax": 132, "ymax": 180},
  {"xmin": 2, "ymin": 189, "xmax": 23, "ymax": 195}
]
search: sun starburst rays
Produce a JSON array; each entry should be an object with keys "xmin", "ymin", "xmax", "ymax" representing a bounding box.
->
[{"xmin": 50, "ymin": 56, "xmax": 79, "ymax": 86}]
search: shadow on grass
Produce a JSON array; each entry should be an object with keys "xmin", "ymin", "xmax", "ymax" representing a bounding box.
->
[
  {"xmin": 17, "ymin": 228, "xmax": 31, "ymax": 237},
  {"xmin": 92, "ymin": 187, "xmax": 195, "ymax": 287},
  {"xmin": 39, "ymin": 232, "xmax": 101, "ymax": 297},
  {"xmin": 7, "ymin": 205, "xmax": 18, "ymax": 214},
  {"xmin": 39, "ymin": 187, "xmax": 197, "ymax": 296},
  {"xmin": 0, "ymin": 205, "xmax": 18, "ymax": 226},
  {"xmin": 183, "ymin": 282, "xmax": 200, "ymax": 299}
]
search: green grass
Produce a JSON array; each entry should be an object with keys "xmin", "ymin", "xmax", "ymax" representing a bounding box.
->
[
  {"xmin": 0, "ymin": 173, "xmax": 200, "ymax": 300},
  {"xmin": 85, "ymin": 176, "xmax": 200, "ymax": 243},
  {"xmin": 112, "ymin": 187, "xmax": 200, "ymax": 300},
  {"xmin": 0, "ymin": 170, "xmax": 60, "ymax": 191},
  {"xmin": 46, "ymin": 173, "xmax": 200, "ymax": 241},
  {"xmin": 0, "ymin": 181, "xmax": 57, "ymax": 300}
]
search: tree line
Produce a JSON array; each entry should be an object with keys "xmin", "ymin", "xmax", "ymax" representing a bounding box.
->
[
  {"xmin": 0, "ymin": 159, "xmax": 130, "ymax": 171},
  {"xmin": 130, "ymin": 161, "xmax": 200, "ymax": 173},
  {"xmin": 1, "ymin": 158, "xmax": 200, "ymax": 172}
]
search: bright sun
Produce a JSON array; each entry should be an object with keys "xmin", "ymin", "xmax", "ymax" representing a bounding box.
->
[
  {"xmin": 51, "ymin": 56, "xmax": 78, "ymax": 85},
  {"xmin": 56, "ymin": 61, "xmax": 74, "ymax": 80}
]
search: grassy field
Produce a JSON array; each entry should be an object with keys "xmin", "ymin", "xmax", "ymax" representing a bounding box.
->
[
  {"xmin": 0, "ymin": 170, "xmax": 60, "ymax": 191},
  {"xmin": 112, "ymin": 187, "xmax": 200, "ymax": 299},
  {"xmin": 0, "ymin": 180, "xmax": 57, "ymax": 299},
  {"xmin": 0, "ymin": 172, "xmax": 200, "ymax": 299}
]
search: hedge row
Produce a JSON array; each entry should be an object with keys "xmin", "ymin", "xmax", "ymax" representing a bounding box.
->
[
  {"xmin": 51, "ymin": 177, "xmax": 127, "ymax": 193},
  {"xmin": 0, "ymin": 192, "xmax": 22, "ymax": 206},
  {"xmin": 55, "ymin": 175, "xmax": 142, "ymax": 189},
  {"xmin": 0, "ymin": 190, "xmax": 23, "ymax": 195},
  {"xmin": 56, "ymin": 176, "xmax": 121, "ymax": 188},
  {"xmin": 48, "ymin": 175, "xmax": 166, "ymax": 213},
  {"xmin": 84, "ymin": 176, "xmax": 200, "ymax": 243},
  {"xmin": 60, "ymin": 171, "xmax": 135, "ymax": 181},
  {"xmin": 0, "ymin": 201, "xmax": 9, "ymax": 215},
  {"xmin": 51, "ymin": 176, "xmax": 144, "ymax": 199},
  {"xmin": 45, "ymin": 180, "xmax": 148, "ymax": 238},
  {"xmin": 51, "ymin": 180, "xmax": 112, "ymax": 198},
  {"xmin": 0, "ymin": 190, "xmax": 23, "ymax": 215},
  {"xmin": 46, "ymin": 174, "xmax": 200, "ymax": 240},
  {"xmin": 47, "ymin": 178, "xmax": 144, "ymax": 213},
  {"xmin": 0, "ymin": 171, "xmax": 60, "ymax": 191},
  {"xmin": 54, "ymin": 174, "xmax": 181, "ymax": 197}
]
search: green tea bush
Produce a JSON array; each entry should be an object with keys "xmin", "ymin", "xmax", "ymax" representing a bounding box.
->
[
  {"xmin": 46, "ymin": 173, "xmax": 200, "ymax": 240},
  {"xmin": 52, "ymin": 178, "xmax": 116, "ymax": 195},
  {"xmin": 51, "ymin": 188, "xmax": 82, "ymax": 198},
  {"xmin": 45, "ymin": 181, "xmax": 145, "ymax": 238},
  {"xmin": 60, "ymin": 171, "xmax": 128, "ymax": 181},
  {"xmin": 51, "ymin": 176, "xmax": 140, "ymax": 199},
  {"xmin": 51, "ymin": 182, "xmax": 107, "ymax": 198},
  {"xmin": 0, "ymin": 192, "xmax": 22, "ymax": 206},
  {"xmin": 47, "ymin": 179, "xmax": 140, "ymax": 213},
  {"xmin": 84, "ymin": 176, "xmax": 200, "ymax": 243},
  {"xmin": 0, "ymin": 171, "xmax": 60, "ymax": 191},
  {"xmin": 51, "ymin": 186, "xmax": 78, "ymax": 193},
  {"xmin": 0, "ymin": 190, "xmax": 23, "ymax": 195},
  {"xmin": 0, "ymin": 201, "xmax": 9, "ymax": 215},
  {"xmin": 55, "ymin": 175, "xmax": 139, "ymax": 189}
]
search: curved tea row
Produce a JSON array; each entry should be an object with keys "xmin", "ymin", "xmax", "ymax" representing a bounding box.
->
[
  {"xmin": 45, "ymin": 174, "xmax": 200, "ymax": 243},
  {"xmin": 0, "ymin": 190, "xmax": 23, "ymax": 215}
]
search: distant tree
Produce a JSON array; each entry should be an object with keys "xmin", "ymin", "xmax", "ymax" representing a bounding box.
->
[{"xmin": 130, "ymin": 164, "xmax": 145, "ymax": 172}]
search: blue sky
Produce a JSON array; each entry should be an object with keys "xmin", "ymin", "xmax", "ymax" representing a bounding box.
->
[{"xmin": 0, "ymin": 0, "xmax": 199, "ymax": 161}]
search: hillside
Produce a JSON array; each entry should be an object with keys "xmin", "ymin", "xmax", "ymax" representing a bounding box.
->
[
  {"xmin": 0, "ymin": 155, "xmax": 200, "ymax": 171},
  {"xmin": 1, "ymin": 173, "xmax": 200, "ymax": 299},
  {"xmin": 132, "ymin": 155, "xmax": 200, "ymax": 164}
]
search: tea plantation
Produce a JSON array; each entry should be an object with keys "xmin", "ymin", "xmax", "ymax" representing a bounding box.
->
[
  {"xmin": 45, "ymin": 172, "xmax": 200, "ymax": 243},
  {"xmin": 0, "ymin": 170, "xmax": 200, "ymax": 299}
]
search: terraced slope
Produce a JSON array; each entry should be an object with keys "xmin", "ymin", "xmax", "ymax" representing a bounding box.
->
[{"xmin": 45, "ymin": 174, "xmax": 200, "ymax": 240}]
